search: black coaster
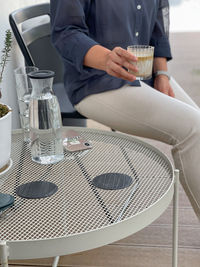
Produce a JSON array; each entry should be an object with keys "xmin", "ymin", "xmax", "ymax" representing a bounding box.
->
[
  {"xmin": 16, "ymin": 181, "xmax": 58, "ymax": 199},
  {"xmin": 0, "ymin": 193, "xmax": 14, "ymax": 211},
  {"xmin": 92, "ymin": 173, "xmax": 133, "ymax": 190}
]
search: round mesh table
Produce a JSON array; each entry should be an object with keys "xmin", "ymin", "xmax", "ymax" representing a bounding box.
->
[{"xmin": 0, "ymin": 128, "xmax": 179, "ymax": 267}]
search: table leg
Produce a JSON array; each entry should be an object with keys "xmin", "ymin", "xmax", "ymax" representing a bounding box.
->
[
  {"xmin": 172, "ymin": 169, "xmax": 179, "ymax": 267},
  {"xmin": 0, "ymin": 241, "xmax": 9, "ymax": 267},
  {"xmin": 52, "ymin": 256, "xmax": 60, "ymax": 267}
]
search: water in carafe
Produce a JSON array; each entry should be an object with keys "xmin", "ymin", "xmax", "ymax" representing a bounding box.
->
[{"xmin": 28, "ymin": 70, "xmax": 64, "ymax": 164}]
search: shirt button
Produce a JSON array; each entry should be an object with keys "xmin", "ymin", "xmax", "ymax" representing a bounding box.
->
[
  {"xmin": 137, "ymin": 5, "xmax": 141, "ymax": 10},
  {"xmin": 135, "ymin": 32, "xmax": 139, "ymax": 37}
]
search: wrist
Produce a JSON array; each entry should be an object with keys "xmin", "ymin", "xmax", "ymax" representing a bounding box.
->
[{"xmin": 154, "ymin": 70, "xmax": 171, "ymax": 80}]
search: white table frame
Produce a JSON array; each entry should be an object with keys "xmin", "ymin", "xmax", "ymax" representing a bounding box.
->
[
  {"xmin": 0, "ymin": 129, "xmax": 179, "ymax": 267},
  {"xmin": 0, "ymin": 170, "xmax": 179, "ymax": 267}
]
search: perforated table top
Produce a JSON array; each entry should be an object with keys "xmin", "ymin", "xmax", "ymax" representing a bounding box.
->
[{"xmin": 0, "ymin": 128, "xmax": 173, "ymax": 243}]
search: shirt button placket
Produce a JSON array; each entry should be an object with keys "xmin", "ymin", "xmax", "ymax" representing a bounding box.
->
[{"xmin": 135, "ymin": 4, "xmax": 141, "ymax": 37}]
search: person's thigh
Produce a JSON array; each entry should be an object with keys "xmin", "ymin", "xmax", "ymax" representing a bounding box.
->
[{"xmin": 75, "ymin": 82, "xmax": 200, "ymax": 145}]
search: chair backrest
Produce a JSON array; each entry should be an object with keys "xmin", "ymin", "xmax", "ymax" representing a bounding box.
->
[
  {"xmin": 9, "ymin": 3, "xmax": 86, "ymax": 125},
  {"xmin": 9, "ymin": 3, "xmax": 63, "ymax": 83}
]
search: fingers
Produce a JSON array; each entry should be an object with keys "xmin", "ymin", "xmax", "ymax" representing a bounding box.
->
[
  {"xmin": 105, "ymin": 47, "xmax": 138, "ymax": 81},
  {"xmin": 109, "ymin": 51, "xmax": 138, "ymax": 73},
  {"xmin": 157, "ymin": 88, "xmax": 173, "ymax": 97},
  {"xmin": 107, "ymin": 61, "xmax": 136, "ymax": 81},
  {"xmin": 169, "ymin": 86, "xmax": 175, "ymax": 98},
  {"xmin": 160, "ymin": 88, "xmax": 169, "ymax": 95},
  {"xmin": 161, "ymin": 86, "xmax": 175, "ymax": 98},
  {"xmin": 114, "ymin": 47, "xmax": 137, "ymax": 62},
  {"xmin": 114, "ymin": 47, "xmax": 139, "ymax": 72},
  {"xmin": 154, "ymin": 76, "xmax": 175, "ymax": 98}
]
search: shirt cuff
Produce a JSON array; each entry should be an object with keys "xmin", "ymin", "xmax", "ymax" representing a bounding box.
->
[
  {"xmin": 64, "ymin": 32, "xmax": 99, "ymax": 74},
  {"xmin": 150, "ymin": 36, "xmax": 172, "ymax": 61}
]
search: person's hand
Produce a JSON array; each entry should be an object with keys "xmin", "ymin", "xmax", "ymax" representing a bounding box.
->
[
  {"xmin": 105, "ymin": 47, "xmax": 138, "ymax": 82},
  {"xmin": 154, "ymin": 75, "xmax": 175, "ymax": 97}
]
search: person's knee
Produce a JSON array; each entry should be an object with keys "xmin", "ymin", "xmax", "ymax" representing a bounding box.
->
[
  {"xmin": 189, "ymin": 110, "xmax": 200, "ymax": 134},
  {"xmin": 172, "ymin": 109, "xmax": 200, "ymax": 147}
]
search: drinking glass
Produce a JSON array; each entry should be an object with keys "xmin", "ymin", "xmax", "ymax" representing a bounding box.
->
[
  {"xmin": 127, "ymin": 45, "xmax": 154, "ymax": 80},
  {"xmin": 14, "ymin": 66, "xmax": 39, "ymax": 141}
]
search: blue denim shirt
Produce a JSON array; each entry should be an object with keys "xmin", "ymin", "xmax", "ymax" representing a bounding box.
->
[{"xmin": 50, "ymin": 0, "xmax": 172, "ymax": 105}]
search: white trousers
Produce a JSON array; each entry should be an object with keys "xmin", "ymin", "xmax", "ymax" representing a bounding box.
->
[{"xmin": 75, "ymin": 78, "xmax": 200, "ymax": 219}]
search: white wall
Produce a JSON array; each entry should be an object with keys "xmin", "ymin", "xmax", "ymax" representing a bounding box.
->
[
  {"xmin": 170, "ymin": 0, "xmax": 200, "ymax": 32},
  {"xmin": 0, "ymin": 0, "xmax": 49, "ymax": 129}
]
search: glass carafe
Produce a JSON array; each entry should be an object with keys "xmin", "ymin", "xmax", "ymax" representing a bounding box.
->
[{"xmin": 28, "ymin": 70, "xmax": 64, "ymax": 164}]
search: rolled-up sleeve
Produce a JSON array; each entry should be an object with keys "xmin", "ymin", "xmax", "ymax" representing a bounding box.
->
[
  {"xmin": 150, "ymin": 0, "xmax": 172, "ymax": 60},
  {"xmin": 50, "ymin": 0, "xmax": 99, "ymax": 73}
]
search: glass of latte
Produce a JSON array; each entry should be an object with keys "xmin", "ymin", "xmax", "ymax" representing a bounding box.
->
[{"xmin": 127, "ymin": 45, "xmax": 154, "ymax": 80}]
